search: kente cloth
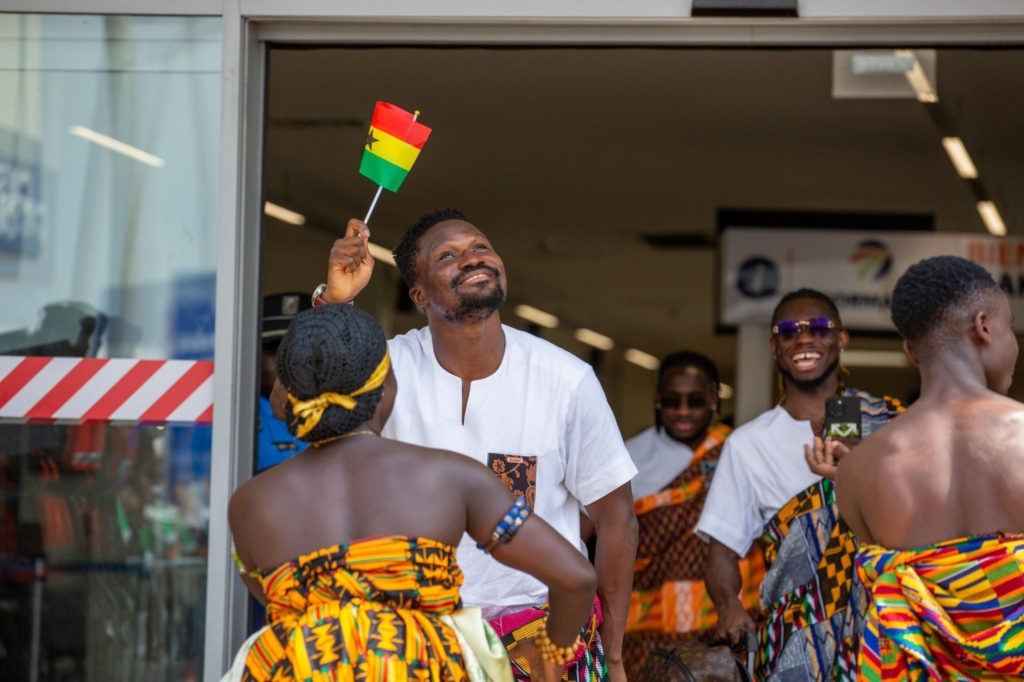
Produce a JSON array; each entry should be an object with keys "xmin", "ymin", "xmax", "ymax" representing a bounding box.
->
[
  {"xmin": 756, "ymin": 391, "xmax": 902, "ymax": 682},
  {"xmin": 624, "ymin": 424, "xmax": 767, "ymax": 680},
  {"xmin": 233, "ymin": 535, "xmax": 474, "ymax": 682},
  {"xmin": 489, "ymin": 597, "xmax": 607, "ymax": 682},
  {"xmin": 856, "ymin": 534, "xmax": 1024, "ymax": 682}
]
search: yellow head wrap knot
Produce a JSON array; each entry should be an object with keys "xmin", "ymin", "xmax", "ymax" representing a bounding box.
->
[{"xmin": 288, "ymin": 348, "xmax": 390, "ymax": 440}]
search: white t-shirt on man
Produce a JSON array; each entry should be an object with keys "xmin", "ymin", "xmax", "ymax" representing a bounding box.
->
[
  {"xmin": 382, "ymin": 324, "xmax": 637, "ymax": 619},
  {"xmin": 693, "ymin": 405, "xmax": 819, "ymax": 557},
  {"xmin": 625, "ymin": 426, "xmax": 694, "ymax": 500}
]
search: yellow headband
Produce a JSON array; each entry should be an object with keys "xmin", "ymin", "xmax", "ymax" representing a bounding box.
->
[{"xmin": 288, "ymin": 348, "xmax": 390, "ymax": 440}]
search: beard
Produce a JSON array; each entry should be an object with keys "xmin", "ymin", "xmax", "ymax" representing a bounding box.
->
[
  {"xmin": 441, "ymin": 265, "xmax": 507, "ymax": 324},
  {"xmin": 777, "ymin": 358, "xmax": 839, "ymax": 393}
]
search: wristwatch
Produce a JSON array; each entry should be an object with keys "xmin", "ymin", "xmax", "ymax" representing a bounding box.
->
[{"xmin": 311, "ymin": 283, "xmax": 353, "ymax": 307}]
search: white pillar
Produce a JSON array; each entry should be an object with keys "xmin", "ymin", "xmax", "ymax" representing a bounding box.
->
[{"xmin": 735, "ymin": 322, "xmax": 774, "ymax": 426}]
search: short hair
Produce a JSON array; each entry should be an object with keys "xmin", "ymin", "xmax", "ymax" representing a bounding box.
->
[
  {"xmin": 275, "ymin": 304, "xmax": 388, "ymax": 443},
  {"xmin": 658, "ymin": 351, "xmax": 720, "ymax": 389},
  {"xmin": 392, "ymin": 208, "xmax": 468, "ymax": 288},
  {"xmin": 772, "ymin": 288, "xmax": 842, "ymax": 325},
  {"xmin": 891, "ymin": 255, "xmax": 1000, "ymax": 347},
  {"xmin": 656, "ymin": 351, "xmax": 720, "ymax": 431}
]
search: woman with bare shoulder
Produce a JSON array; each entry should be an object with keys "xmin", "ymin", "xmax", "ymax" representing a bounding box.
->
[{"xmin": 224, "ymin": 304, "xmax": 596, "ymax": 682}]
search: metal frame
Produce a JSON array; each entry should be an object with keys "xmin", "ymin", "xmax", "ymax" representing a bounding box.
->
[
  {"xmin": 4, "ymin": 1, "xmax": 1024, "ymax": 680},
  {"xmin": 204, "ymin": 2, "xmax": 266, "ymax": 679}
]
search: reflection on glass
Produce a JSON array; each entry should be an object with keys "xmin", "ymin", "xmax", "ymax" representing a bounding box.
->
[{"xmin": 0, "ymin": 15, "xmax": 221, "ymax": 682}]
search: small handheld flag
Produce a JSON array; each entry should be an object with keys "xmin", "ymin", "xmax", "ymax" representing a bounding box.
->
[{"xmin": 359, "ymin": 102, "xmax": 431, "ymax": 223}]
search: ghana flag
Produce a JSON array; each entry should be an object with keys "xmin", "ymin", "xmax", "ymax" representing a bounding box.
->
[{"xmin": 359, "ymin": 102, "xmax": 432, "ymax": 192}]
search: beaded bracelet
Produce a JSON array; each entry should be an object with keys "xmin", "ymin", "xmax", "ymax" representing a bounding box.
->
[
  {"xmin": 477, "ymin": 496, "xmax": 533, "ymax": 553},
  {"xmin": 535, "ymin": 618, "xmax": 582, "ymax": 666}
]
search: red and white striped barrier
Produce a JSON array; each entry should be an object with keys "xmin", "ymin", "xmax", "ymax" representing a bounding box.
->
[{"xmin": 0, "ymin": 356, "xmax": 213, "ymax": 425}]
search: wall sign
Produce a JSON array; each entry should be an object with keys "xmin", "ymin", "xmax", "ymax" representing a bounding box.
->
[{"xmin": 721, "ymin": 227, "xmax": 1024, "ymax": 330}]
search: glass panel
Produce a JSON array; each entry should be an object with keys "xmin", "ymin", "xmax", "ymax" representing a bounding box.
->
[{"xmin": 0, "ymin": 15, "xmax": 221, "ymax": 682}]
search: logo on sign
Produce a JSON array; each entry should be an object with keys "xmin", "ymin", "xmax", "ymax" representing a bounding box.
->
[
  {"xmin": 736, "ymin": 257, "xmax": 780, "ymax": 299},
  {"xmin": 851, "ymin": 240, "xmax": 892, "ymax": 281}
]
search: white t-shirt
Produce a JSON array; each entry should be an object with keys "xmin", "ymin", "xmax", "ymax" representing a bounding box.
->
[
  {"xmin": 382, "ymin": 324, "xmax": 637, "ymax": 619},
  {"xmin": 625, "ymin": 426, "xmax": 695, "ymax": 500},
  {"xmin": 693, "ymin": 405, "xmax": 819, "ymax": 557}
]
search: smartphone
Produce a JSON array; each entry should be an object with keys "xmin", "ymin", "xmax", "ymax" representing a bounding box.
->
[{"xmin": 824, "ymin": 396, "xmax": 861, "ymax": 438}]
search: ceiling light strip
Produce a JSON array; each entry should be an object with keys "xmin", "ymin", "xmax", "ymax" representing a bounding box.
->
[
  {"xmin": 264, "ymin": 201, "xmax": 306, "ymax": 226},
  {"xmin": 941, "ymin": 137, "xmax": 978, "ymax": 179},
  {"xmin": 514, "ymin": 305, "xmax": 559, "ymax": 329},
  {"xmin": 624, "ymin": 348, "xmax": 659, "ymax": 370},
  {"xmin": 977, "ymin": 201, "xmax": 1007, "ymax": 237},
  {"xmin": 574, "ymin": 328, "xmax": 614, "ymax": 351}
]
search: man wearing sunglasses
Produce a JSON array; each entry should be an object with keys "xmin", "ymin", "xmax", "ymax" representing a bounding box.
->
[
  {"xmin": 695, "ymin": 289, "xmax": 899, "ymax": 682},
  {"xmin": 622, "ymin": 352, "xmax": 765, "ymax": 679}
]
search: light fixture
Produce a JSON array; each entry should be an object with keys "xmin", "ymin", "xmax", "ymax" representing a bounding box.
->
[
  {"xmin": 68, "ymin": 126, "xmax": 165, "ymax": 167},
  {"xmin": 264, "ymin": 201, "xmax": 306, "ymax": 226},
  {"xmin": 840, "ymin": 350, "xmax": 911, "ymax": 368},
  {"xmin": 624, "ymin": 348, "xmax": 659, "ymax": 370},
  {"xmin": 514, "ymin": 305, "xmax": 559, "ymax": 329},
  {"xmin": 574, "ymin": 328, "xmax": 614, "ymax": 351},
  {"xmin": 718, "ymin": 383, "xmax": 735, "ymax": 400},
  {"xmin": 894, "ymin": 50, "xmax": 937, "ymax": 103},
  {"xmin": 941, "ymin": 137, "xmax": 978, "ymax": 179},
  {"xmin": 367, "ymin": 242, "xmax": 396, "ymax": 266},
  {"xmin": 977, "ymin": 201, "xmax": 1007, "ymax": 237}
]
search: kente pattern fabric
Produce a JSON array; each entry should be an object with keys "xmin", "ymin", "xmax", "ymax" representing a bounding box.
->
[
  {"xmin": 624, "ymin": 424, "xmax": 766, "ymax": 681},
  {"xmin": 757, "ymin": 391, "xmax": 901, "ymax": 682},
  {"xmin": 237, "ymin": 535, "xmax": 469, "ymax": 682},
  {"xmin": 489, "ymin": 598, "xmax": 606, "ymax": 682},
  {"xmin": 856, "ymin": 533, "xmax": 1024, "ymax": 682}
]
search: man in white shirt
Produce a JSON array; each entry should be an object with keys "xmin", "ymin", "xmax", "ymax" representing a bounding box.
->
[
  {"xmin": 695, "ymin": 289, "xmax": 897, "ymax": 682},
  {"xmin": 304, "ymin": 209, "xmax": 638, "ymax": 682},
  {"xmin": 622, "ymin": 352, "xmax": 764, "ymax": 679}
]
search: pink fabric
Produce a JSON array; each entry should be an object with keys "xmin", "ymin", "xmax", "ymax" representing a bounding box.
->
[{"xmin": 488, "ymin": 595, "xmax": 604, "ymax": 666}]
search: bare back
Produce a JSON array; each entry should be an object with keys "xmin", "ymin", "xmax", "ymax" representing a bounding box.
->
[
  {"xmin": 230, "ymin": 436, "xmax": 511, "ymax": 571},
  {"xmin": 836, "ymin": 393, "xmax": 1024, "ymax": 550}
]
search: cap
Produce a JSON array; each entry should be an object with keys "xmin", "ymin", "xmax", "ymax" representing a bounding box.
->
[{"xmin": 262, "ymin": 292, "xmax": 312, "ymax": 341}]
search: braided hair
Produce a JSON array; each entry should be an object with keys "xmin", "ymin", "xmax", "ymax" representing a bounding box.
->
[{"xmin": 275, "ymin": 304, "xmax": 388, "ymax": 443}]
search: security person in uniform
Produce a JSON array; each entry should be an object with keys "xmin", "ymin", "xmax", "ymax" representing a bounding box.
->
[{"xmin": 257, "ymin": 292, "xmax": 311, "ymax": 472}]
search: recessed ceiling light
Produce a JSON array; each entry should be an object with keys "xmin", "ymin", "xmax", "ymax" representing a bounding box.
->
[
  {"xmin": 894, "ymin": 50, "xmax": 938, "ymax": 103},
  {"xmin": 514, "ymin": 305, "xmax": 559, "ymax": 329},
  {"xmin": 367, "ymin": 242, "xmax": 396, "ymax": 266},
  {"xmin": 68, "ymin": 126, "xmax": 164, "ymax": 167},
  {"xmin": 624, "ymin": 349, "xmax": 659, "ymax": 370},
  {"xmin": 264, "ymin": 201, "xmax": 306, "ymax": 225},
  {"xmin": 574, "ymin": 328, "xmax": 614, "ymax": 351},
  {"xmin": 977, "ymin": 201, "xmax": 1007, "ymax": 237},
  {"xmin": 941, "ymin": 137, "xmax": 978, "ymax": 179}
]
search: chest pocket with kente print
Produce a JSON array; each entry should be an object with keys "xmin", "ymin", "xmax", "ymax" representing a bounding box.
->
[{"xmin": 487, "ymin": 453, "xmax": 537, "ymax": 508}]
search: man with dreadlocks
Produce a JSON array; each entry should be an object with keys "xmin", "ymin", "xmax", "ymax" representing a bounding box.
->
[
  {"xmin": 287, "ymin": 211, "xmax": 638, "ymax": 682},
  {"xmin": 622, "ymin": 352, "xmax": 765, "ymax": 679},
  {"xmin": 694, "ymin": 289, "xmax": 901, "ymax": 682}
]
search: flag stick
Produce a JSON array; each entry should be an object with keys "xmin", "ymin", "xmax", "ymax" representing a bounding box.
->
[
  {"xmin": 364, "ymin": 185, "xmax": 383, "ymax": 223},
  {"xmin": 362, "ymin": 110, "xmax": 420, "ymax": 225}
]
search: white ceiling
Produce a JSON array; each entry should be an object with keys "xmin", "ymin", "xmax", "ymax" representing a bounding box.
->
[{"xmin": 261, "ymin": 46, "xmax": 1024, "ymax": 400}]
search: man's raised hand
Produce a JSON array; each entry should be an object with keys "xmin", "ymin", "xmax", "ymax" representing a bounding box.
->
[
  {"xmin": 804, "ymin": 437, "xmax": 852, "ymax": 481},
  {"xmin": 325, "ymin": 219, "xmax": 375, "ymax": 304}
]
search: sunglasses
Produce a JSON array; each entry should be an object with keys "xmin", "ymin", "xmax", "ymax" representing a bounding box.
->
[
  {"xmin": 772, "ymin": 316, "xmax": 837, "ymax": 341},
  {"xmin": 658, "ymin": 393, "xmax": 711, "ymax": 411}
]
